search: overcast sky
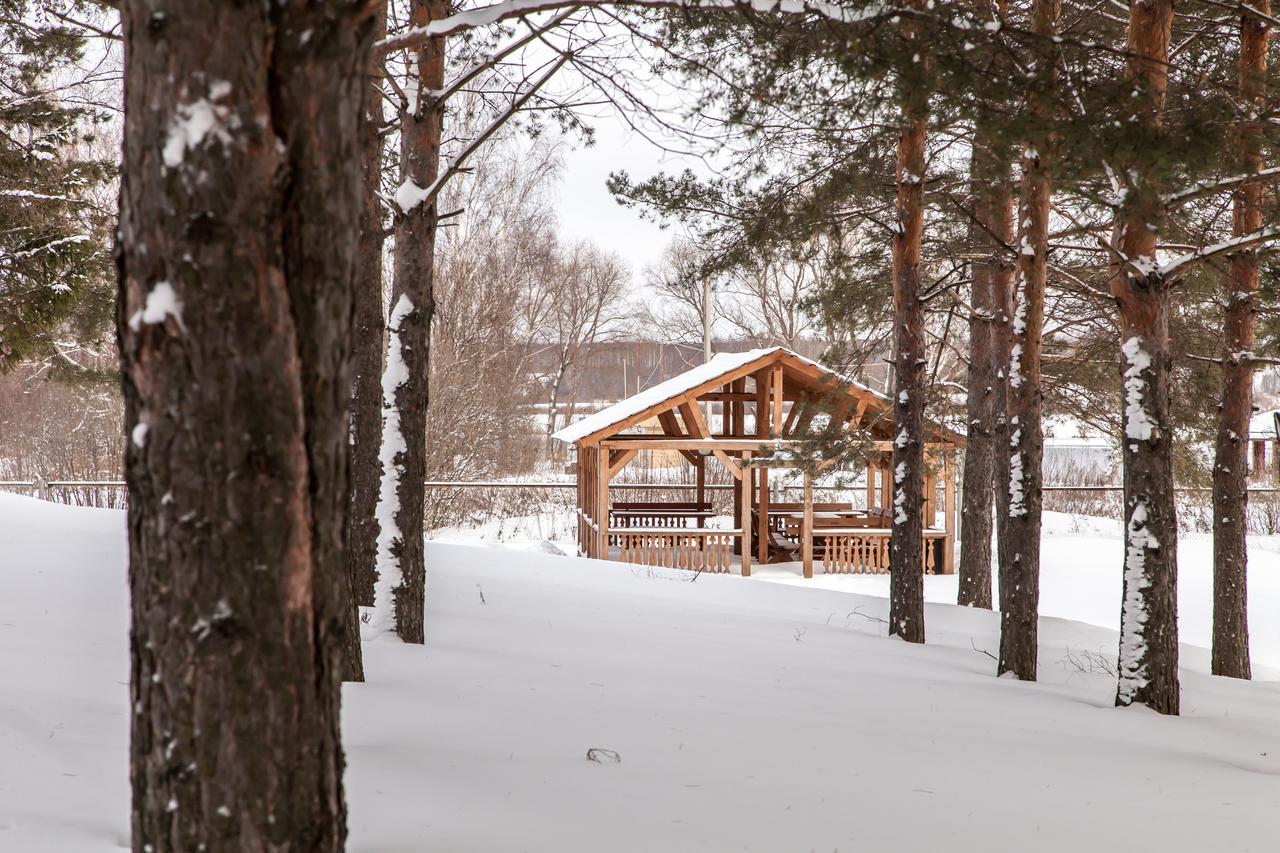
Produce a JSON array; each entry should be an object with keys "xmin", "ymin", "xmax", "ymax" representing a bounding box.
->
[{"xmin": 549, "ymin": 110, "xmax": 709, "ymax": 287}]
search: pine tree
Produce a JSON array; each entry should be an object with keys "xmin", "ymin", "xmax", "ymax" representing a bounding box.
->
[
  {"xmin": 956, "ymin": 0, "xmax": 1014, "ymax": 612},
  {"xmin": 998, "ymin": 0, "xmax": 1060, "ymax": 681},
  {"xmin": 118, "ymin": 1, "xmax": 378, "ymax": 845},
  {"xmin": 372, "ymin": 0, "xmax": 449, "ymax": 644},
  {"xmin": 1210, "ymin": 3, "xmax": 1269, "ymax": 681},
  {"xmin": 887, "ymin": 0, "xmax": 931, "ymax": 645},
  {"xmin": 1111, "ymin": 0, "xmax": 1180, "ymax": 715},
  {"xmin": 0, "ymin": 2, "xmax": 113, "ymax": 376}
]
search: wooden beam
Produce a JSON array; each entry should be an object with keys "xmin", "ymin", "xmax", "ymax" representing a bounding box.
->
[
  {"xmin": 754, "ymin": 368, "xmax": 769, "ymax": 439},
  {"xmin": 783, "ymin": 397, "xmax": 804, "ymax": 434},
  {"xmin": 607, "ymin": 448, "xmax": 637, "ymax": 480},
  {"xmin": 713, "ymin": 450, "xmax": 743, "ymax": 480},
  {"xmin": 755, "ymin": 369, "xmax": 770, "ymax": 564},
  {"xmin": 656, "ymin": 410, "xmax": 701, "ymax": 465},
  {"xmin": 601, "ymin": 437, "xmax": 953, "ymax": 452},
  {"xmin": 732, "ymin": 377, "xmax": 745, "ymax": 438},
  {"xmin": 851, "ymin": 396, "xmax": 869, "ymax": 428},
  {"xmin": 595, "ymin": 445, "xmax": 608, "ymax": 558},
  {"xmin": 696, "ymin": 456, "xmax": 706, "ymax": 513},
  {"xmin": 678, "ymin": 400, "xmax": 709, "ymax": 438},
  {"xmin": 699, "ymin": 391, "xmax": 755, "ymax": 402},
  {"xmin": 879, "ymin": 458, "xmax": 891, "ymax": 512},
  {"xmin": 943, "ymin": 453, "xmax": 956, "ymax": 574},
  {"xmin": 771, "ymin": 364, "xmax": 784, "ymax": 437}
]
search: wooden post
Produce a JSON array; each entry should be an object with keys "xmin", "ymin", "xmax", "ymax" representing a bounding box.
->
[
  {"xmin": 741, "ymin": 452, "xmax": 752, "ymax": 576},
  {"xmin": 595, "ymin": 444, "xmax": 608, "ymax": 559},
  {"xmin": 879, "ymin": 456, "xmax": 891, "ymax": 512},
  {"xmin": 802, "ymin": 469, "xmax": 814, "ymax": 579},
  {"xmin": 943, "ymin": 453, "xmax": 956, "ymax": 574},
  {"xmin": 758, "ymin": 467, "xmax": 770, "ymax": 564},
  {"xmin": 866, "ymin": 459, "xmax": 877, "ymax": 510},
  {"xmin": 756, "ymin": 368, "xmax": 770, "ymax": 564},
  {"xmin": 733, "ymin": 378, "xmax": 745, "ymax": 437},
  {"xmin": 577, "ymin": 447, "xmax": 585, "ymax": 555},
  {"xmin": 771, "ymin": 364, "xmax": 784, "ymax": 436},
  {"xmin": 923, "ymin": 459, "xmax": 937, "ymax": 527},
  {"xmin": 696, "ymin": 455, "xmax": 706, "ymax": 527}
]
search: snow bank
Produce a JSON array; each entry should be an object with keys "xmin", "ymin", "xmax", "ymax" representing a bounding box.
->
[{"xmin": 3, "ymin": 493, "xmax": 1280, "ymax": 852}]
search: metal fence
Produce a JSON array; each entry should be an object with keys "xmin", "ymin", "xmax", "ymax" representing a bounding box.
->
[{"xmin": 8, "ymin": 479, "xmax": 1280, "ymax": 538}]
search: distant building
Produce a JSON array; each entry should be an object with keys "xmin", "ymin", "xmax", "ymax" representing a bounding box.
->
[
  {"xmin": 1248, "ymin": 409, "xmax": 1280, "ymax": 482},
  {"xmin": 1042, "ymin": 417, "xmax": 1117, "ymax": 484}
]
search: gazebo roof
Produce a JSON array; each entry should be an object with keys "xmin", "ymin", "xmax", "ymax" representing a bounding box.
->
[{"xmin": 551, "ymin": 346, "xmax": 963, "ymax": 447}]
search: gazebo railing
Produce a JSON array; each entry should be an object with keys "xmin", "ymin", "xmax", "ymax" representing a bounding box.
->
[
  {"xmin": 820, "ymin": 530, "xmax": 947, "ymax": 575},
  {"xmin": 612, "ymin": 527, "xmax": 741, "ymax": 574}
]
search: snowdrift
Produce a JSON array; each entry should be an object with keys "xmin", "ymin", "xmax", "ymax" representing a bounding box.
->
[{"xmin": 1, "ymin": 492, "xmax": 1278, "ymax": 852}]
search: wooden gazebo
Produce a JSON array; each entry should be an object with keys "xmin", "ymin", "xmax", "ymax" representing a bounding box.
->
[{"xmin": 553, "ymin": 347, "xmax": 965, "ymax": 579}]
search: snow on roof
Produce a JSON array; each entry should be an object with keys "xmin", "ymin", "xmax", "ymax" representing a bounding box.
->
[
  {"xmin": 551, "ymin": 346, "xmax": 891, "ymax": 445},
  {"xmin": 551, "ymin": 348, "xmax": 778, "ymax": 444},
  {"xmin": 1042, "ymin": 416, "xmax": 1114, "ymax": 448},
  {"xmin": 1250, "ymin": 409, "xmax": 1280, "ymax": 439}
]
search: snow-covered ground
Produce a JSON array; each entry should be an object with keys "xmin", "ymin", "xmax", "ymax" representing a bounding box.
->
[{"xmin": 2, "ymin": 492, "xmax": 1279, "ymax": 851}]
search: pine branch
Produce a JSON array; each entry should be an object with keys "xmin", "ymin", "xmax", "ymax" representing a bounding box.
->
[
  {"xmin": 1159, "ymin": 226, "xmax": 1280, "ymax": 280},
  {"xmin": 1162, "ymin": 166, "xmax": 1280, "ymax": 209},
  {"xmin": 434, "ymin": 7, "xmax": 580, "ymax": 101},
  {"xmin": 1185, "ymin": 352, "xmax": 1280, "ymax": 367},
  {"xmin": 378, "ymin": 0, "xmax": 907, "ymax": 49},
  {"xmin": 395, "ymin": 52, "xmax": 571, "ymax": 215}
]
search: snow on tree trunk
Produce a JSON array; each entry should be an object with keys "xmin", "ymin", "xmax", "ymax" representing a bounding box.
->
[
  {"xmin": 372, "ymin": 294, "xmax": 416, "ymax": 640},
  {"xmin": 997, "ymin": 0, "xmax": 1057, "ymax": 681},
  {"xmin": 1211, "ymin": 2, "xmax": 1268, "ymax": 681},
  {"xmin": 1110, "ymin": 0, "xmax": 1180, "ymax": 716},
  {"xmin": 957, "ymin": 100, "xmax": 1013, "ymax": 611},
  {"xmin": 888, "ymin": 9, "xmax": 929, "ymax": 645},
  {"xmin": 373, "ymin": 0, "xmax": 447, "ymax": 644},
  {"xmin": 118, "ymin": 2, "xmax": 376, "ymax": 847}
]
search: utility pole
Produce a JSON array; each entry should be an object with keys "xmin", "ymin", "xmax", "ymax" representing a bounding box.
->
[{"xmin": 702, "ymin": 273, "xmax": 713, "ymax": 364}]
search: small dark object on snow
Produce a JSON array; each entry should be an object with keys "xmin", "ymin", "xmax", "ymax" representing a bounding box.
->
[{"xmin": 586, "ymin": 748, "xmax": 621, "ymax": 764}]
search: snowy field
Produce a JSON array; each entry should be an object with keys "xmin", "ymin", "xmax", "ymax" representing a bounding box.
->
[{"xmin": 2, "ymin": 492, "xmax": 1279, "ymax": 851}]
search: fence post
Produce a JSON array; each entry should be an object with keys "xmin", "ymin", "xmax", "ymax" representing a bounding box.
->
[{"xmin": 34, "ymin": 474, "xmax": 49, "ymax": 501}]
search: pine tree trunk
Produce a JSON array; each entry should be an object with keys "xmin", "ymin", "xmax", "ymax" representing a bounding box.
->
[
  {"xmin": 888, "ymin": 15, "xmax": 929, "ymax": 644},
  {"xmin": 373, "ymin": 0, "xmax": 447, "ymax": 644},
  {"xmin": 1211, "ymin": 2, "xmax": 1268, "ymax": 681},
  {"xmin": 118, "ymin": 3, "xmax": 375, "ymax": 848},
  {"xmin": 957, "ymin": 129, "xmax": 1013, "ymax": 611},
  {"xmin": 1112, "ymin": 0, "xmax": 1180, "ymax": 715},
  {"xmin": 996, "ymin": 0, "xmax": 1058, "ymax": 681},
  {"xmin": 340, "ymin": 1, "xmax": 388, "ymax": 686},
  {"xmin": 350, "ymin": 3, "xmax": 389, "ymax": 614}
]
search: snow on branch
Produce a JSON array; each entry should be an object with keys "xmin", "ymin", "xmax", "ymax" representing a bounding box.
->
[
  {"xmin": 1158, "ymin": 226, "xmax": 1280, "ymax": 280},
  {"xmin": 376, "ymin": 0, "xmax": 902, "ymax": 51},
  {"xmin": 1161, "ymin": 166, "xmax": 1280, "ymax": 208},
  {"xmin": 395, "ymin": 53, "xmax": 570, "ymax": 215}
]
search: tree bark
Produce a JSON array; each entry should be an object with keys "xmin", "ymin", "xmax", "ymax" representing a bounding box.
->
[
  {"xmin": 341, "ymin": 1, "xmax": 390, "ymax": 683},
  {"xmin": 957, "ymin": 129, "xmax": 1013, "ymax": 610},
  {"xmin": 888, "ymin": 9, "xmax": 929, "ymax": 645},
  {"xmin": 373, "ymin": 0, "xmax": 447, "ymax": 644},
  {"xmin": 997, "ymin": 0, "xmax": 1058, "ymax": 681},
  {"xmin": 1211, "ymin": 2, "xmax": 1268, "ymax": 681},
  {"xmin": 118, "ymin": 2, "xmax": 375, "ymax": 848},
  {"xmin": 350, "ymin": 3, "xmax": 389, "ymax": 611},
  {"xmin": 1111, "ymin": 0, "xmax": 1180, "ymax": 715}
]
